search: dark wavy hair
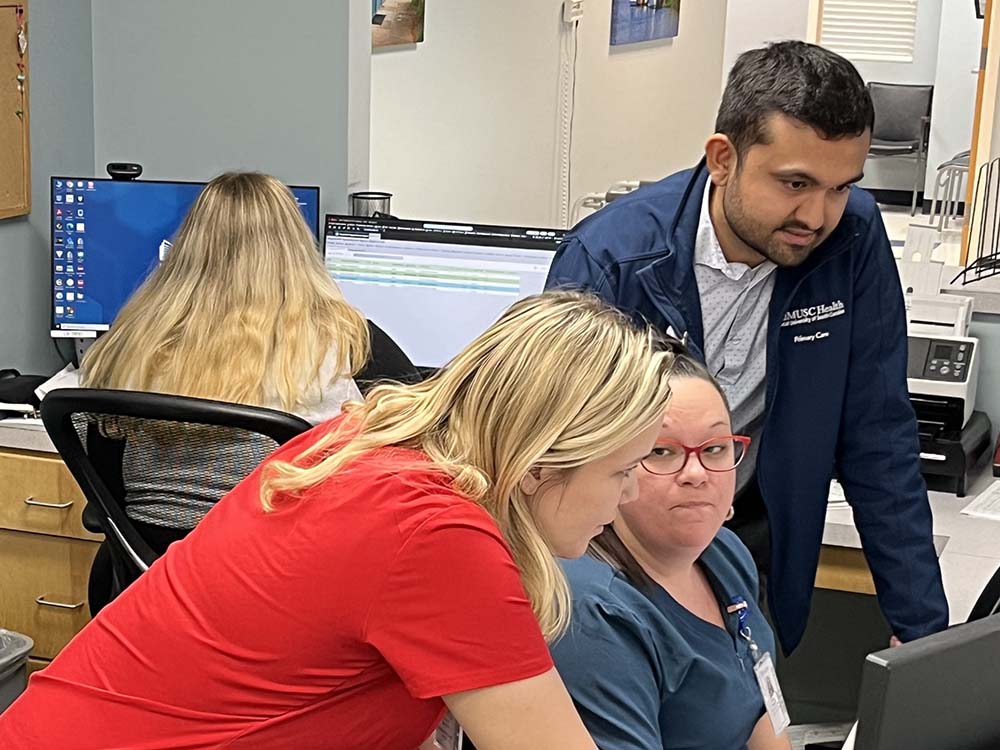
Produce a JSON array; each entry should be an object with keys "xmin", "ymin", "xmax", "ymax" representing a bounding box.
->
[{"xmin": 716, "ymin": 41, "xmax": 874, "ymax": 159}]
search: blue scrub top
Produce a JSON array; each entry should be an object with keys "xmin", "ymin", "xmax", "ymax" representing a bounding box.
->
[{"xmin": 551, "ymin": 528, "xmax": 776, "ymax": 750}]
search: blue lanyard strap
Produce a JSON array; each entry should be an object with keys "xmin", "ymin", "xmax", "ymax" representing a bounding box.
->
[{"xmin": 727, "ymin": 595, "xmax": 760, "ymax": 660}]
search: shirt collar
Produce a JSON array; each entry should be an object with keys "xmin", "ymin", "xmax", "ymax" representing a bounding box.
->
[{"xmin": 694, "ymin": 179, "xmax": 775, "ymax": 282}]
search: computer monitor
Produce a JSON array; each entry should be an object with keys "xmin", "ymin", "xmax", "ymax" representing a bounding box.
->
[
  {"xmin": 50, "ymin": 177, "xmax": 320, "ymax": 337},
  {"xmin": 854, "ymin": 614, "xmax": 1000, "ymax": 750},
  {"xmin": 323, "ymin": 215, "xmax": 565, "ymax": 367}
]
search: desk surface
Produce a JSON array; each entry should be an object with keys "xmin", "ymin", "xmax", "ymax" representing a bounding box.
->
[
  {"xmin": 0, "ymin": 419, "xmax": 55, "ymax": 453},
  {"xmin": 823, "ymin": 467, "xmax": 1000, "ymax": 623}
]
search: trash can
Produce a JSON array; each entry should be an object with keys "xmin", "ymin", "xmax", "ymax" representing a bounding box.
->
[
  {"xmin": 349, "ymin": 191, "xmax": 392, "ymax": 217},
  {"xmin": 0, "ymin": 630, "xmax": 33, "ymax": 713}
]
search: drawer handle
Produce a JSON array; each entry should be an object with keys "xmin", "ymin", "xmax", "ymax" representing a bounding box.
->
[
  {"xmin": 23, "ymin": 496, "xmax": 74, "ymax": 510},
  {"xmin": 35, "ymin": 595, "xmax": 85, "ymax": 610}
]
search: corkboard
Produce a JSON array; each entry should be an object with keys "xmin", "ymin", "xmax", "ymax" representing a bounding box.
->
[{"xmin": 0, "ymin": 1, "xmax": 29, "ymax": 220}]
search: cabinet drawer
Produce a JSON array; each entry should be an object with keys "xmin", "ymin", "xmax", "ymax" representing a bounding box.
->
[
  {"xmin": 0, "ymin": 529, "xmax": 98, "ymax": 659},
  {"xmin": 0, "ymin": 449, "xmax": 101, "ymax": 542}
]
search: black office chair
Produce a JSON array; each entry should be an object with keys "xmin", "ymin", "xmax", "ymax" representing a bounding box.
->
[
  {"xmin": 968, "ymin": 563, "xmax": 1000, "ymax": 621},
  {"xmin": 41, "ymin": 388, "xmax": 311, "ymax": 613}
]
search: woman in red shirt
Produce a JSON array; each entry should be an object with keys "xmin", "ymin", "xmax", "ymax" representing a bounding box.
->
[{"xmin": 1, "ymin": 291, "xmax": 675, "ymax": 750}]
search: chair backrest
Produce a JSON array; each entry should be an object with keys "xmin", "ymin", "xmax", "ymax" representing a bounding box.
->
[
  {"xmin": 41, "ymin": 388, "xmax": 311, "ymax": 594},
  {"xmin": 968, "ymin": 564, "xmax": 1000, "ymax": 622},
  {"xmin": 868, "ymin": 82, "xmax": 934, "ymax": 143}
]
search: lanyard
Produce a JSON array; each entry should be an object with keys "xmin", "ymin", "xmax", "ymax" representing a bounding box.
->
[
  {"xmin": 727, "ymin": 595, "xmax": 791, "ymax": 734},
  {"xmin": 726, "ymin": 595, "xmax": 761, "ymax": 663}
]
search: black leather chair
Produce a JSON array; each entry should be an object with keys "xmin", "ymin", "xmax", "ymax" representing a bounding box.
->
[
  {"xmin": 41, "ymin": 388, "xmax": 311, "ymax": 613},
  {"xmin": 968, "ymin": 563, "xmax": 1000, "ymax": 621}
]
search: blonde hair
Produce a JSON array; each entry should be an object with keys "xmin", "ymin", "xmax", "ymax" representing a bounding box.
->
[
  {"xmin": 81, "ymin": 172, "xmax": 369, "ymax": 412},
  {"xmin": 262, "ymin": 291, "xmax": 675, "ymax": 640}
]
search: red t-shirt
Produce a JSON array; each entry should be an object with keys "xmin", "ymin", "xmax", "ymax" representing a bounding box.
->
[{"xmin": 1, "ymin": 419, "xmax": 553, "ymax": 749}]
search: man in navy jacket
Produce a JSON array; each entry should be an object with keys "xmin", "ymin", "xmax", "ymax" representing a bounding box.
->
[{"xmin": 546, "ymin": 41, "xmax": 948, "ymax": 653}]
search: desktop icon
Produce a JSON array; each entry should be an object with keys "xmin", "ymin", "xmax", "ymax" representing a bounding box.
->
[
  {"xmin": 55, "ymin": 265, "xmax": 64, "ymax": 273},
  {"xmin": 76, "ymin": 209, "xmax": 84, "ymax": 218},
  {"xmin": 87, "ymin": 181, "xmax": 94, "ymax": 189},
  {"xmin": 66, "ymin": 306, "xmax": 75, "ymax": 316},
  {"xmin": 55, "ymin": 208, "xmax": 63, "ymax": 217},
  {"xmin": 66, "ymin": 293, "xmax": 75, "ymax": 302},
  {"xmin": 67, "ymin": 252, "xmax": 74, "ymax": 261},
  {"xmin": 55, "ymin": 240, "xmax": 64, "ymax": 249},
  {"xmin": 55, "ymin": 222, "xmax": 63, "ymax": 231},
  {"xmin": 76, "ymin": 195, "xmax": 84, "ymax": 205},
  {"xmin": 66, "ymin": 194, "xmax": 75, "ymax": 204},
  {"xmin": 55, "ymin": 195, "xmax": 63, "ymax": 203},
  {"xmin": 55, "ymin": 279, "xmax": 63, "ymax": 287},
  {"xmin": 55, "ymin": 292, "xmax": 64, "ymax": 301},
  {"xmin": 55, "ymin": 180, "xmax": 63, "ymax": 189},
  {"xmin": 66, "ymin": 222, "xmax": 74, "ymax": 232},
  {"xmin": 55, "ymin": 306, "xmax": 64, "ymax": 315},
  {"xmin": 76, "ymin": 222, "xmax": 85, "ymax": 233},
  {"xmin": 76, "ymin": 238, "xmax": 84, "ymax": 247},
  {"xmin": 66, "ymin": 265, "xmax": 74, "ymax": 274},
  {"xmin": 76, "ymin": 251, "xmax": 84, "ymax": 260},
  {"xmin": 66, "ymin": 181, "xmax": 74, "ymax": 189},
  {"xmin": 76, "ymin": 278, "xmax": 85, "ymax": 288}
]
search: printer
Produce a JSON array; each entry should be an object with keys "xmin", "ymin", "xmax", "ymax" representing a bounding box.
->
[{"xmin": 905, "ymin": 293, "xmax": 990, "ymax": 496}]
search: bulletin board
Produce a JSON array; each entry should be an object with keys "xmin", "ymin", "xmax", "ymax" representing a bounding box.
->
[{"xmin": 0, "ymin": 1, "xmax": 29, "ymax": 220}]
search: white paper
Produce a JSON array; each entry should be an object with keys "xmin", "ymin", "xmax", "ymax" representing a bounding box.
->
[
  {"xmin": 960, "ymin": 480, "xmax": 1000, "ymax": 522},
  {"xmin": 828, "ymin": 479, "xmax": 849, "ymax": 507},
  {"xmin": 35, "ymin": 364, "xmax": 81, "ymax": 402}
]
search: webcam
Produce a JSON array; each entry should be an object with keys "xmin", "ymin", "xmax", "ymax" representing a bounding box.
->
[{"xmin": 106, "ymin": 162, "xmax": 143, "ymax": 181}]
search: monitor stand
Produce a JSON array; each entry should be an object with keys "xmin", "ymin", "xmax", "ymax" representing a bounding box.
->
[{"xmin": 73, "ymin": 337, "xmax": 94, "ymax": 364}]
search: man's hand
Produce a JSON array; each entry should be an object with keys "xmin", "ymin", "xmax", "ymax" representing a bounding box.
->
[{"xmin": 889, "ymin": 635, "xmax": 903, "ymax": 648}]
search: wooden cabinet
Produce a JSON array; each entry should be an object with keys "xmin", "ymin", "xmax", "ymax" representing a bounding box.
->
[{"xmin": 0, "ymin": 447, "xmax": 101, "ymax": 664}]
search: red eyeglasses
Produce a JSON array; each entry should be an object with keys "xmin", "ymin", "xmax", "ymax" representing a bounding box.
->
[{"xmin": 641, "ymin": 436, "xmax": 752, "ymax": 475}]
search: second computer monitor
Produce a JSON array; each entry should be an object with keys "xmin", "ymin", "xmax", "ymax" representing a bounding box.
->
[
  {"xmin": 323, "ymin": 215, "xmax": 565, "ymax": 368},
  {"xmin": 855, "ymin": 614, "xmax": 1000, "ymax": 750}
]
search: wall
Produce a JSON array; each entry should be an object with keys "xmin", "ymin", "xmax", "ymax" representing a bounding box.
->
[
  {"xmin": 926, "ymin": 6, "xmax": 981, "ymax": 197},
  {"xmin": 721, "ymin": 0, "xmax": 810, "ymax": 82},
  {"xmin": 850, "ymin": 0, "xmax": 945, "ymax": 193},
  {"xmin": 369, "ymin": 0, "xmax": 727, "ymax": 227},
  {"xmin": 970, "ymin": 313, "xmax": 1000, "ymax": 429},
  {"xmin": 0, "ymin": 0, "xmax": 94, "ymax": 374},
  {"xmin": 91, "ymin": 0, "xmax": 370, "ymax": 219}
]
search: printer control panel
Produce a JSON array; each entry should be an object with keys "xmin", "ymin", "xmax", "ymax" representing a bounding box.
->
[{"xmin": 908, "ymin": 337, "xmax": 974, "ymax": 383}]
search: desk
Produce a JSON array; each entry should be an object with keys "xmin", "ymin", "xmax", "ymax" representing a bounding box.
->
[
  {"xmin": 0, "ymin": 420, "xmax": 100, "ymax": 675},
  {"xmin": 819, "ymin": 466, "xmax": 1000, "ymax": 622}
]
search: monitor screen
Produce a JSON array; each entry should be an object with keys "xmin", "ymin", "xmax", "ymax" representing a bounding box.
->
[
  {"xmin": 50, "ymin": 177, "xmax": 320, "ymax": 337},
  {"xmin": 323, "ymin": 215, "xmax": 565, "ymax": 367}
]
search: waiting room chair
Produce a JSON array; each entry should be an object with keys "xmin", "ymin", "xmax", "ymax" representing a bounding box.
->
[
  {"xmin": 866, "ymin": 82, "xmax": 934, "ymax": 216},
  {"xmin": 41, "ymin": 388, "xmax": 311, "ymax": 613},
  {"xmin": 928, "ymin": 149, "xmax": 970, "ymax": 231}
]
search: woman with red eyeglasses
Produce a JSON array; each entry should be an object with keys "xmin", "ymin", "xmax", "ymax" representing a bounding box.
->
[{"xmin": 550, "ymin": 351, "xmax": 791, "ymax": 750}]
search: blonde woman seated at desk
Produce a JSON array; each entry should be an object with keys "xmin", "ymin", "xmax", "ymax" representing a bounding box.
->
[
  {"xmin": 551, "ymin": 353, "xmax": 791, "ymax": 750},
  {"xmin": 78, "ymin": 172, "xmax": 371, "ymax": 555}
]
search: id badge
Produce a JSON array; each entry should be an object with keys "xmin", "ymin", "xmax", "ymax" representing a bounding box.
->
[
  {"xmin": 753, "ymin": 652, "xmax": 790, "ymax": 735},
  {"xmin": 434, "ymin": 712, "xmax": 463, "ymax": 750}
]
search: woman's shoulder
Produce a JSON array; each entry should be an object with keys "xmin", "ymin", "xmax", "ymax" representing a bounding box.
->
[
  {"xmin": 562, "ymin": 556, "xmax": 660, "ymax": 628},
  {"xmin": 702, "ymin": 527, "xmax": 760, "ymax": 597}
]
